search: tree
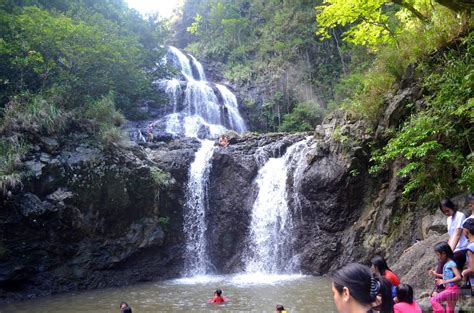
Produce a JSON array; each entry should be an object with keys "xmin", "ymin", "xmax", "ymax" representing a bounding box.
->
[{"xmin": 315, "ymin": 0, "xmax": 431, "ymax": 50}]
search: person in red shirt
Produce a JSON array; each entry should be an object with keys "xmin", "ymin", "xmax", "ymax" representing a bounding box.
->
[
  {"xmin": 208, "ymin": 289, "xmax": 228, "ymax": 304},
  {"xmin": 371, "ymin": 255, "xmax": 400, "ymax": 287}
]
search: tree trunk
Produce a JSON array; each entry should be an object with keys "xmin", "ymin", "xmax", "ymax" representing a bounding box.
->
[{"xmin": 392, "ymin": 0, "xmax": 428, "ymax": 21}]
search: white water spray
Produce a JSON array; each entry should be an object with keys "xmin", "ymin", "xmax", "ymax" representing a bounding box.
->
[
  {"xmin": 245, "ymin": 139, "xmax": 311, "ymax": 274},
  {"xmin": 183, "ymin": 140, "xmax": 216, "ymax": 276}
]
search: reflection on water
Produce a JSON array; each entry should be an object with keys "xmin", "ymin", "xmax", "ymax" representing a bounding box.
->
[{"xmin": 1, "ymin": 275, "xmax": 336, "ymax": 313}]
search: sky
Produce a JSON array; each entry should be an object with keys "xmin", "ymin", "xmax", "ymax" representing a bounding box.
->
[{"xmin": 125, "ymin": 0, "xmax": 180, "ymax": 18}]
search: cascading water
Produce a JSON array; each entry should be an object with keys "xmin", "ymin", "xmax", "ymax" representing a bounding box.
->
[
  {"xmin": 244, "ymin": 138, "xmax": 312, "ymax": 274},
  {"xmin": 215, "ymin": 84, "xmax": 247, "ymax": 133},
  {"xmin": 152, "ymin": 47, "xmax": 248, "ymax": 277},
  {"xmin": 183, "ymin": 140, "xmax": 216, "ymax": 276},
  {"xmin": 150, "ymin": 46, "xmax": 246, "ymax": 139}
]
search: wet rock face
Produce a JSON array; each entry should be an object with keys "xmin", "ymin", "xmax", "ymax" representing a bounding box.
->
[
  {"xmin": 0, "ymin": 138, "xmax": 198, "ymax": 303},
  {"xmin": 205, "ymin": 133, "xmax": 309, "ymax": 273}
]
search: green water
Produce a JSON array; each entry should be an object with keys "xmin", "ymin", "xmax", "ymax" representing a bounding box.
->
[{"xmin": 1, "ymin": 274, "xmax": 337, "ymax": 313}]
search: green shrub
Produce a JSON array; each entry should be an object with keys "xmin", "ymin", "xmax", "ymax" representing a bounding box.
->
[
  {"xmin": 278, "ymin": 101, "xmax": 325, "ymax": 132},
  {"xmin": 0, "ymin": 137, "xmax": 29, "ymax": 193},
  {"xmin": 82, "ymin": 94, "xmax": 126, "ymax": 147},
  {"xmin": 371, "ymin": 35, "xmax": 474, "ymax": 203},
  {"xmin": 334, "ymin": 6, "xmax": 467, "ymax": 125},
  {"xmin": 83, "ymin": 94, "xmax": 124, "ymax": 127},
  {"xmin": 150, "ymin": 166, "xmax": 172, "ymax": 188}
]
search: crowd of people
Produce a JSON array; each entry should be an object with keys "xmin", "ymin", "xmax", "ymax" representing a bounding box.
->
[
  {"xmin": 332, "ymin": 193, "xmax": 474, "ymax": 313},
  {"xmin": 120, "ymin": 194, "xmax": 473, "ymax": 313}
]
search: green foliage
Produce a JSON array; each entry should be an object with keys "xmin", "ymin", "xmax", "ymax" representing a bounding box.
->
[
  {"xmin": 83, "ymin": 94, "xmax": 126, "ymax": 147},
  {"xmin": 83, "ymin": 94, "xmax": 124, "ymax": 127},
  {"xmin": 0, "ymin": 1, "xmax": 170, "ymax": 117},
  {"xmin": 329, "ymin": 3, "xmax": 467, "ymax": 124},
  {"xmin": 150, "ymin": 166, "xmax": 172, "ymax": 188},
  {"xmin": 278, "ymin": 102, "xmax": 324, "ymax": 132},
  {"xmin": 1, "ymin": 93, "xmax": 68, "ymax": 135},
  {"xmin": 316, "ymin": 0, "xmax": 397, "ymax": 50},
  {"xmin": 181, "ymin": 0, "xmax": 344, "ymax": 132},
  {"xmin": 0, "ymin": 137, "xmax": 29, "ymax": 193},
  {"xmin": 158, "ymin": 216, "xmax": 170, "ymax": 226},
  {"xmin": 371, "ymin": 35, "xmax": 474, "ymax": 202}
]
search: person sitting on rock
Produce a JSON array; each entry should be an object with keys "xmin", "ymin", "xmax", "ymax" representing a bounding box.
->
[
  {"xmin": 371, "ymin": 255, "xmax": 399, "ymax": 298},
  {"xmin": 393, "ymin": 284, "xmax": 422, "ymax": 313},
  {"xmin": 218, "ymin": 134, "xmax": 229, "ymax": 147},
  {"xmin": 462, "ymin": 218, "xmax": 474, "ymax": 295},
  {"xmin": 440, "ymin": 198, "xmax": 468, "ymax": 270},
  {"xmin": 276, "ymin": 304, "xmax": 287, "ymax": 313},
  {"xmin": 208, "ymin": 288, "xmax": 228, "ymax": 304},
  {"xmin": 120, "ymin": 301, "xmax": 132, "ymax": 313}
]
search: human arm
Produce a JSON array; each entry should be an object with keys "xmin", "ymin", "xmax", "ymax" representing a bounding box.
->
[
  {"xmin": 436, "ymin": 263, "xmax": 462, "ymax": 285},
  {"xmin": 429, "ymin": 269, "xmax": 443, "ymax": 278},
  {"xmin": 449, "ymin": 228, "xmax": 463, "ymax": 251}
]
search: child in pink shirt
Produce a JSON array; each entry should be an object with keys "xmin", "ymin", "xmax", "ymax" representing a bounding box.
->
[{"xmin": 394, "ymin": 284, "xmax": 421, "ymax": 313}]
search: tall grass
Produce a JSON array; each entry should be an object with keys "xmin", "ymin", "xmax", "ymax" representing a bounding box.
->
[
  {"xmin": 1, "ymin": 94, "xmax": 68, "ymax": 135},
  {"xmin": 0, "ymin": 137, "xmax": 29, "ymax": 193}
]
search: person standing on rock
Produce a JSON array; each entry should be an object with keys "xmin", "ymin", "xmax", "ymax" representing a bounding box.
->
[
  {"xmin": 439, "ymin": 198, "xmax": 468, "ymax": 270},
  {"xmin": 461, "ymin": 218, "xmax": 474, "ymax": 295},
  {"xmin": 331, "ymin": 263, "xmax": 373, "ymax": 313},
  {"xmin": 429, "ymin": 242, "xmax": 461, "ymax": 313}
]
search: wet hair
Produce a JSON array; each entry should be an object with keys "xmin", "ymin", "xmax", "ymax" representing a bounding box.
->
[
  {"xmin": 439, "ymin": 198, "xmax": 457, "ymax": 216},
  {"xmin": 120, "ymin": 302, "xmax": 132, "ymax": 313},
  {"xmin": 276, "ymin": 304, "xmax": 285, "ymax": 311},
  {"xmin": 464, "ymin": 218, "xmax": 474, "ymax": 235},
  {"xmin": 396, "ymin": 284, "xmax": 414, "ymax": 304},
  {"xmin": 215, "ymin": 289, "xmax": 222, "ymax": 296},
  {"xmin": 371, "ymin": 255, "xmax": 391, "ymax": 275},
  {"xmin": 332, "ymin": 263, "xmax": 373, "ymax": 306},
  {"xmin": 434, "ymin": 241, "xmax": 454, "ymax": 260}
]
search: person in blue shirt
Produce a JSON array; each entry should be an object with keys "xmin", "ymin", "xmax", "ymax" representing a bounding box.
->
[{"xmin": 429, "ymin": 242, "xmax": 461, "ymax": 313}]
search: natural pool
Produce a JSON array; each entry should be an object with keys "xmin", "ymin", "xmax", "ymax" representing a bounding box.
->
[{"xmin": 1, "ymin": 274, "xmax": 337, "ymax": 312}]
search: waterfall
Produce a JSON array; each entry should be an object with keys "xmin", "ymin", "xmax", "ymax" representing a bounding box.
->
[
  {"xmin": 146, "ymin": 46, "xmax": 246, "ymax": 139},
  {"xmin": 189, "ymin": 54, "xmax": 206, "ymax": 81},
  {"xmin": 215, "ymin": 84, "xmax": 247, "ymax": 133},
  {"xmin": 164, "ymin": 78, "xmax": 181, "ymax": 113},
  {"xmin": 183, "ymin": 140, "xmax": 216, "ymax": 276},
  {"xmin": 167, "ymin": 46, "xmax": 195, "ymax": 81},
  {"xmin": 244, "ymin": 138, "xmax": 311, "ymax": 274}
]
